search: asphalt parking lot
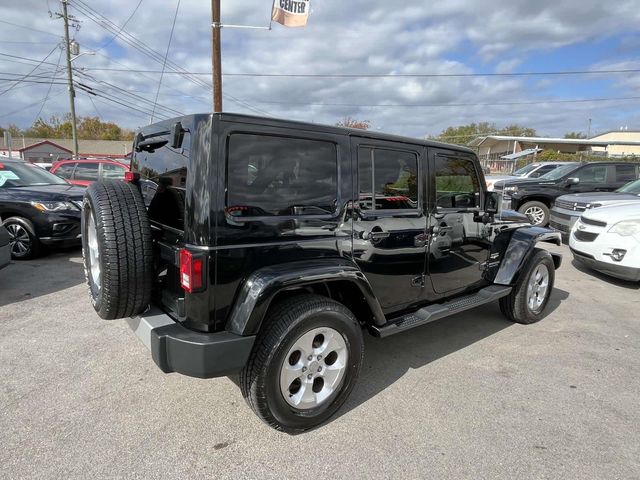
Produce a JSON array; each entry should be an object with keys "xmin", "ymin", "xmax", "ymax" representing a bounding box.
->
[{"xmin": 1, "ymin": 244, "xmax": 638, "ymax": 479}]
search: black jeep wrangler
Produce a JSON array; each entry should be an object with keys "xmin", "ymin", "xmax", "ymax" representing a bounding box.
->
[{"xmin": 82, "ymin": 113, "xmax": 562, "ymax": 433}]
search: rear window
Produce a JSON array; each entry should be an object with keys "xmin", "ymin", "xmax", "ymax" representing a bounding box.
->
[
  {"xmin": 73, "ymin": 162, "xmax": 100, "ymax": 182},
  {"xmin": 226, "ymin": 133, "xmax": 338, "ymax": 217},
  {"xmin": 132, "ymin": 131, "xmax": 190, "ymax": 230},
  {"xmin": 615, "ymin": 164, "xmax": 638, "ymax": 183},
  {"xmin": 101, "ymin": 162, "xmax": 126, "ymax": 180}
]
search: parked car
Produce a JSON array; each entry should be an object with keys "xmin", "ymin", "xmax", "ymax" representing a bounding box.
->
[
  {"xmin": 33, "ymin": 162, "xmax": 53, "ymax": 171},
  {"xmin": 81, "ymin": 113, "xmax": 562, "ymax": 433},
  {"xmin": 550, "ymin": 178, "xmax": 640, "ymax": 234},
  {"xmin": 0, "ymin": 216, "xmax": 10, "ymax": 269},
  {"xmin": 0, "ymin": 158, "xmax": 85, "ymax": 259},
  {"xmin": 486, "ymin": 161, "xmax": 577, "ymax": 191},
  {"xmin": 570, "ymin": 202, "xmax": 640, "ymax": 282},
  {"xmin": 50, "ymin": 158, "xmax": 130, "ymax": 187},
  {"xmin": 494, "ymin": 162, "xmax": 640, "ymax": 226}
]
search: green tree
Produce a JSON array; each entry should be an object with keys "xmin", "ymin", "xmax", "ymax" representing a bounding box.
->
[
  {"xmin": 24, "ymin": 115, "xmax": 133, "ymax": 140},
  {"xmin": 336, "ymin": 117, "xmax": 371, "ymax": 130},
  {"xmin": 430, "ymin": 122, "xmax": 496, "ymax": 146},
  {"xmin": 431, "ymin": 122, "xmax": 537, "ymax": 146},
  {"xmin": 564, "ymin": 131, "xmax": 587, "ymax": 139}
]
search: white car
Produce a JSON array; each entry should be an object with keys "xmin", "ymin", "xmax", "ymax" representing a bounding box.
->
[{"xmin": 569, "ymin": 202, "xmax": 640, "ymax": 282}]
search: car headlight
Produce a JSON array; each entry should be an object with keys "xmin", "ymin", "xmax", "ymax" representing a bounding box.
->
[
  {"xmin": 31, "ymin": 201, "xmax": 80, "ymax": 212},
  {"xmin": 608, "ymin": 219, "xmax": 640, "ymax": 236},
  {"xmin": 503, "ymin": 186, "xmax": 518, "ymax": 194},
  {"xmin": 585, "ymin": 203, "xmax": 602, "ymax": 209}
]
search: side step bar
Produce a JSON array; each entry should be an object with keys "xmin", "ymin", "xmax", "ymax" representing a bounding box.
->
[{"xmin": 371, "ymin": 285, "xmax": 512, "ymax": 338}]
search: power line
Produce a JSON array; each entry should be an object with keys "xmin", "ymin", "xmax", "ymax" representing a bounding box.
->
[
  {"xmin": 98, "ymin": 0, "xmax": 144, "ymax": 50},
  {"xmin": 150, "ymin": 0, "xmax": 180, "ymax": 124},
  {"xmin": 33, "ymin": 48, "xmax": 65, "ymax": 123},
  {"xmin": 0, "ymin": 19, "xmax": 60, "ymax": 37},
  {"xmin": 71, "ymin": 67, "xmax": 640, "ymax": 78},
  {"xmin": 0, "ymin": 45, "xmax": 60, "ymax": 97},
  {"xmin": 0, "ymin": 90, "xmax": 65, "ymax": 119},
  {"xmin": 249, "ymin": 96, "xmax": 640, "ymax": 108}
]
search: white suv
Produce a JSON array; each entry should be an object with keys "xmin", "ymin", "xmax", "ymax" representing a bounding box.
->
[{"xmin": 570, "ymin": 202, "xmax": 640, "ymax": 282}]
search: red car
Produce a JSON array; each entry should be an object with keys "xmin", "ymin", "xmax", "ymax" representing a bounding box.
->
[{"xmin": 50, "ymin": 159, "xmax": 130, "ymax": 187}]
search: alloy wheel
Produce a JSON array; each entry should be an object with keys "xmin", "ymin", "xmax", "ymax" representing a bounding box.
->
[
  {"xmin": 85, "ymin": 210, "xmax": 102, "ymax": 292},
  {"xmin": 6, "ymin": 223, "xmax": 31, "ymax": 258},
  {"xmin": 524, "ymin": 206, "xmax": 546, "ymax": 225},
  {"xmin": 526, "ymin": 263, "xmax": 550, "ymax": 313},
  {"xmin": 280, "ymin": 327, "xmax": 348, "ymax": 410}
]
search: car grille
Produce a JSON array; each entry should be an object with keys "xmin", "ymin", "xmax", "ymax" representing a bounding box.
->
[
  {"xmin": 555, "ymin": 199, "xmax": 587, "ymax": 211},
  {"xmin": 581, "ymin": 216, "xmax": 607, "ymax": 227},
  {"xmin": 549, "ymin": 220, "xmax": 570, "ymax": 233},
  {"xmin": 573, "ymin": 230, "xmax": 599, "ymax": 242}
]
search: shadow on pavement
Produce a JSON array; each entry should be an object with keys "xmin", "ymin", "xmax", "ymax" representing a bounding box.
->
[
  {"xmin": 0, "ymin": 246, "xmax": 85, "ymax": 308},
  {"xmin": 571, "ymin": 259, "xmax": 640, "ymax": 290},
  {"xmin": 333, "ymin": 287, "xmax": 570, "ymax": 425}
]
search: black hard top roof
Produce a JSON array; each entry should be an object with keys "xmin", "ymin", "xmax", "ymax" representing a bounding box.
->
[{"xmin": 145, "ymin": 112, "xmax": 476, "ymax": 155}]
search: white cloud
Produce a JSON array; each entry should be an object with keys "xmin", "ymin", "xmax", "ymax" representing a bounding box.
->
[{"xmin": 0, "ymin": 0, "xmax": 639, "ymax": 139}]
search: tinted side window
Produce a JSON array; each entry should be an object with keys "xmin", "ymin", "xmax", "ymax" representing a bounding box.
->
[
  {"xmin": 54, "ymin": 163, "xmax": 75, "ymax": 179},
  {"xmin": 227, "ymin": 134, "xmax": 337, "ymax": 217},
  {"xmin": 530, "ymin": 164, "xmax": 556, "ymax": 178},
  {"xmin": 358, "ymin": 147, "xmax": 418, "ymax": 210},
  {"xmin": 615, "ymin": 164, "xmax": 638, "ymax": 183},
  {"xmin": 435, "ymin": 156, "xmax": 480, "ymax": 209},
  {"xmin": 575, "ymin": 165, "xmax": 607, "ymax": 183},
  {"xmin": 101, "ymin": 163, "xmax": 126, "ymax": 180},
  {"xmin": 131, "ymin": 131, "xmax": 190, "ymax": 230},
  {"xmin": 73, "ymin": 163, "xmax": 99, "ymax": 181}
]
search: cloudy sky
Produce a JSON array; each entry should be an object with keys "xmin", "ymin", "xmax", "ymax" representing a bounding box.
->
[{"xmin": 1, "ymin": 0, "xmax": 640, "ymax": 139}]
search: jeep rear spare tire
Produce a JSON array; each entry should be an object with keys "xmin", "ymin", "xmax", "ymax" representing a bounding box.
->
[{"xmin": 82, "ymin": 180, "xmax": 153, "ymax": 319}]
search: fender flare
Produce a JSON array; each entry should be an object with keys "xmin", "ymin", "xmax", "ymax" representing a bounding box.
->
[
  {"xmin": 226, "ymin": 258, "xmax": 386, "ymax": 336},
  {"xmin": 493, "ymin": 226, "xmax": 562, "ymax": 286}
]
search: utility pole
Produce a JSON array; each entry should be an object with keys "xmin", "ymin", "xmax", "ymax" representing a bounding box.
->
[
  {"xmin": 211, "ymin": 0, "xmax": 222, "ymax": 112},
  {"xmin": 61, "ymin": 0, "xmax": 79, "ymax": 158}
]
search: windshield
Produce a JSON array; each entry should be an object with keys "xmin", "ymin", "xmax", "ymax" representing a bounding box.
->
[
  {"xmin": 617, "ymin": 179, "xmax": 640, "ymax": 194},
  {"xmin": 539, "ymin": 164, "xmax": 579, "ymax": 181},
  {"xmin": 512, "ymin": 163, "xmax": 539, "ymax": 177},
  {"xmin": 0, "ymin": 161, "xmax": 68, "ymax": 187}
]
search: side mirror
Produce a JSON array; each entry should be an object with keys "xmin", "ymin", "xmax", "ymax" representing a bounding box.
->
[
  {"xmin": 485, "ymin": 191, "xmax": 499, "ymax": 214},
  {"xmin": 566, "ymin": 177, "xmax": 579, "ymax": 186},
  {"xmin": 170, "ymin": 121, "xmax": 185, "ymax": 149}
]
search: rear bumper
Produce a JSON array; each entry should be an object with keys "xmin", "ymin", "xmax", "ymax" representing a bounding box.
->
[
  {"xmin": 127, "ymin": 307, "xmax": 256, "ymax": 378},
  {"xmin": 571, "ymin": 248, "xmax": 640, "ymax": 282}
]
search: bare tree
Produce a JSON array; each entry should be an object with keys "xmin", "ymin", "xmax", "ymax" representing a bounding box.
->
[{"xmin": 336, "ymin": 117, "xmax": 371, "ymax": 130}]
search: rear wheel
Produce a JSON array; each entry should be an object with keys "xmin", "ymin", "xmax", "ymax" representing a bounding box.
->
[
  {"xmin": 82, "ymin": 180, "xmax": 153, "ymax": 319},
  {"xmin": 4, "ymin": 217, "xmax": 40, "ymax": 260},
  {"xmin": 240, "ymin": 294, "xmax": 364, "ymax": 433},
  {"xmin": 500, "ymin": 248, "xmax": 555, "ymax": 324},
  {"xmin": 518, "ymin": 201, "xmax": 549, "ymax": 226}
]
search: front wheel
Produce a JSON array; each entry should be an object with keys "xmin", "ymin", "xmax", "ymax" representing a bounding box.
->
[
  {"xmin": 240, "ymin": 294, "xmax": 364, "ymax": 433},
  {"xmin": 518, "ymin": 201, "xmax": 549, "ymax": 226},
  {"xmin": 499, "ymin": 248, "xmax": 555, "ymax": 324},
  {"xmin": 4, "ymin": 217, "xmax": 40, "ymax": 260}
]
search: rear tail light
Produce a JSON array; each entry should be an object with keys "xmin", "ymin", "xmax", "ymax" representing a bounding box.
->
[
  {"xmin": 124, "ymin": 171, "xmax": 139, "ymax": 183},
  {"xmin": 179, "ymin": 249, "xmax": 204, "ymax": 293}
]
